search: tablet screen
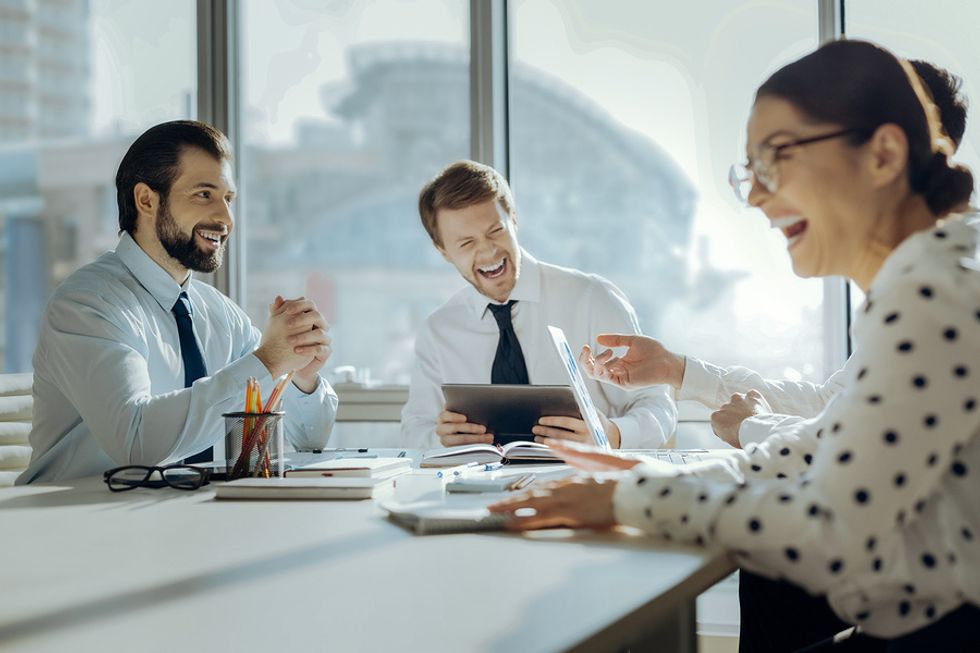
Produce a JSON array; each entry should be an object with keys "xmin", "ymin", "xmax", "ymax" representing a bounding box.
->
[{"xmin": 546, "ymin": 325, "xmax": 611, "ymax": 450}]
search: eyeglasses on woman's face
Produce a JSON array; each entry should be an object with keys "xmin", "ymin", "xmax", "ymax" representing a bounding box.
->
[{"xmin": 728, "ymin": 128, "xmax": 865, "ymax": 204}]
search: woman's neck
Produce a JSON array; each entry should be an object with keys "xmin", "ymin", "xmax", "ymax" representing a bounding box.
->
[{"xmin": 850, "ymin": 194, "xmax": 937, "ymax": 292}]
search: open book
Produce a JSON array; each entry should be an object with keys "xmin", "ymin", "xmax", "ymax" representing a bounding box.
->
[{"xmin": 420, "ymin": 441, "xmax": 563, "ymax": 467}]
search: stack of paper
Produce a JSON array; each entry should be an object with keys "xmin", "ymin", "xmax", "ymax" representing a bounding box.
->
[
  {"xmin": 285, "ymin": 457, "xmax": 411, "ymax": 480},
  {"xmin": 215, "ymin": 457, "xmax": 410, "ymax": 500}
]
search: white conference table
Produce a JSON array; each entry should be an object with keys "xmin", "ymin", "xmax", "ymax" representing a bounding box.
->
[{"xmin": 0, "ymin": 465, "xmax": 734, "ymax": 653}]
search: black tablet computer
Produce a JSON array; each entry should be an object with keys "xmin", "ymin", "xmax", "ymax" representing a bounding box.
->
[{"xmin": 441, "ymin": 384, "xmax": 582, "ymax": 445}]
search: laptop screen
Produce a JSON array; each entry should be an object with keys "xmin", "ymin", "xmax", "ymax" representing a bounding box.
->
[{"xmin": 547, "ymin": 325, "xmax": 611, "ymax": 450}]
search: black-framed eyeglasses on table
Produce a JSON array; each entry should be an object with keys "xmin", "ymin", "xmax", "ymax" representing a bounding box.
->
[{"xmin": 103, "ymin": 465, "xmax": 212, "ymax": 492}]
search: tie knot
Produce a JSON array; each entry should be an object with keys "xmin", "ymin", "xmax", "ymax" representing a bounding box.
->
[
  {"xmin": 172, "ymin": 292, "xmax": 192, "ymax": 318},
  {"xmin": 488, "ymin": 300, "xmax": 517, "ymax": 329}
]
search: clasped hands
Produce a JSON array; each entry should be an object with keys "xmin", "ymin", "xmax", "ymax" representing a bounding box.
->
[{"xmin": 254, "ymin": 295, "xmax": 332, "ymax": 393}]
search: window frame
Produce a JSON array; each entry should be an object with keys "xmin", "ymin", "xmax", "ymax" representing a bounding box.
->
[{"xmin": 199, "ymin": 0, "xmax": 852, "ymax": 421}]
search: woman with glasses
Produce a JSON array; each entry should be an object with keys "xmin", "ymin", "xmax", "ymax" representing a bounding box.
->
[
  {"xmin": 565, "ymin": 59, "xmax": 971, "ymax": 455},
  {"xmin": 491, "ymin": 40, "xmax": 979, "ymax": 651}
]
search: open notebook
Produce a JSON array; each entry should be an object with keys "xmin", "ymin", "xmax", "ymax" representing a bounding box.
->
[{"xmin": 420, "ymin": 441, "xmax": 563, "ymax": 467}]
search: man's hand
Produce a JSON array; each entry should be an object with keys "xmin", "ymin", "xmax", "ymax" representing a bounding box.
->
[
  {"xmin": 532, "ymin": 410, "xmax": 622, "ymax": 448},
  {"xmin": 254, "ymin": 296, "xmax": 332, "ymax": 392},
  {"xmin": 436, "ymin": 408, "xmax": 494, "ymax": 447},
  {"xmin": 579, "ymin": 334, "xmax": 686, "ymax": 391},
  {"xmin": 710, "ymin": 389, "xmax": 772, "ymax": 448}
]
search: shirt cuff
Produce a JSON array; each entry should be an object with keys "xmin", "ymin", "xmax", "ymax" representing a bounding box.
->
[
  {"xmin": 610, "ymin": 415, "xmax": 638, "ymax": 449},
  {"xmin": 677, "ymin": 357, "xmax": 723, "ymax": 407},
  {"xmin": 283, "ymin": 375, "xmax": 339, "ymax": 450},
  {"xmin": 612, "ymin": 462, "xmax": 682, "ymax": 530},
  {"xmin": 738, "ymin": 413, "xmax": 805, "ymax": 447},
  {"xmin": 613, "ymin": 461, "xmax": 732, "ymax": 545}
]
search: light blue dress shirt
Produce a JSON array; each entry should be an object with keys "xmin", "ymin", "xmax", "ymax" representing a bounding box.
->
[{"xmin": 18, "ymin": 233, "xmax": 338, "ymax": 484}]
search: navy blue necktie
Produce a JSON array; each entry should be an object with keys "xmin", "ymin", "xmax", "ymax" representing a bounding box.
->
[
  {"xmin": 173, "ymin": 292, "xmax": 212, "ymax": 463},
  {"xmin": 488, "ymin": 300, "xmax": 529, "ymax": 385}
]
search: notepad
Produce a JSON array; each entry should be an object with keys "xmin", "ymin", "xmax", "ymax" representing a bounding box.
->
[
  {"xmin": 420, "ymin": 441, "xmax": 563, "ymax": 467},
  {"xmin": 382, "ymin": 500, "xmax": 509, "ymax": 535},
  {"xmin": 214, "ymin": 477, "xmax": 396, "ymax": 500},
  {"xmin": 285, "ymin": 457, "xmax": 411, "ymax": 479}
]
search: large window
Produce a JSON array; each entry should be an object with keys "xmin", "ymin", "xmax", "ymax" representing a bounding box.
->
[
  {"xmin": 241, "ymin": 0, "xmax": 469, "ymax": 386},
  {"xmin": 509, "ymin": 0, "xmax": 829, "ymax": 385},
  {"xmin": 0, "ymin": 0, "xmax": 196, "ymax": 372}
]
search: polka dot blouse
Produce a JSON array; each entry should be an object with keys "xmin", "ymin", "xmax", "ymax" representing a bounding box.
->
[{"xmin": 613, "ymin": 214, "xmax": 980, "ymax": 638}]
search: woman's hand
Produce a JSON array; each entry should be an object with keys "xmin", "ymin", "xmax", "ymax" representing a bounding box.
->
[
  {"xmin": 543, "ymin": 438, "xmax": 642, "ymax": 472},
  {"xmin": 487, "ymin": 476, "xmax": 619, "ymax": 531},
  {"xmin": 579, "ymin": 334, "xmax": 686, "ymax": 391},
  {"xmin": 710, "ymin": 389, "xmax": 772, "ymax": 448}
]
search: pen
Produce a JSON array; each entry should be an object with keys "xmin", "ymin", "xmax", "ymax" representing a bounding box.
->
[{"xmin": 436, "ymin": 461, "xmax": 484, "ymax": 478}]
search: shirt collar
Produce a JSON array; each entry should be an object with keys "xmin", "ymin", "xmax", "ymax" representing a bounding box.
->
[
  {"xmin": 114, "ymin": 231, "xmax": 191, "ymax": 313},
  {"xmin": 465, "ymin": 249, "xmax": 542, "ymax": 319},
  {"xmin": 869, "ymin": 210, "xmax": 979, "ymax": 295}
]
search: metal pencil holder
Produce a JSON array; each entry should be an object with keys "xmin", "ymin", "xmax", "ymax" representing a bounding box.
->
[{"xmin": 223, "ymin": 411, "xmax": 285, "ymax": 480}]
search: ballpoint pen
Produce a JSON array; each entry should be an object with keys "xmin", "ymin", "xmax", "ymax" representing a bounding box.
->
[{"xmin": 436, "ymin": 461, "xmax": 486, "ymax": 478}]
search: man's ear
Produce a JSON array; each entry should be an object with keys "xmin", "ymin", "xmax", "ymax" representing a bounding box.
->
[
  {"xmin": 133, "ymin": 182, "xmax": 159, "ymax": 221},
  {"xmin": 866, "ymin": 123, "xmax": 909, "ymax": 189}
]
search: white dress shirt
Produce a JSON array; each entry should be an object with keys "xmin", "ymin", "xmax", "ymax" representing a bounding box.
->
[
  {"xmin": 401, "ymin": 251, "xmax": 676, "ymax": 449},
  {"xmin": 613, "ymin": 215, "xmax": 980, "ymax": 638},
  {"xmin": 18, "ymin": 233, "xmax": 339, "ymax": 484},
  {"xmin": 680, "ymin": 356, "xmax": 849, "ymax": 446}
]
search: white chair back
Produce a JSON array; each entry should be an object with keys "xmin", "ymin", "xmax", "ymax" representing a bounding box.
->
[{"xmin": 0, "ymin": 373, "xmax": 33, "ymax": 487}]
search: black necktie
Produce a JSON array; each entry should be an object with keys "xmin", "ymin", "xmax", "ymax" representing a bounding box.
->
[
  {"xmin": 488, "ymin": 300, "xmax": 529, "ymax": 385},
  {"xmin": 173, "ymin": 292, "xmax": 211, "ymax": 463}
]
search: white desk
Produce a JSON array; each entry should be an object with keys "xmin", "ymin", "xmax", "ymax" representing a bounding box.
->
[{"xmin": 0, "ymin": 475, "xmax": 733, "ymax": 653}]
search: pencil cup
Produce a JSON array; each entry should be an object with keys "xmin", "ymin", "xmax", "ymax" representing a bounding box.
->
[{"xmin": 223, "ymin": 411, "xmax": 285, "ymax": 480}]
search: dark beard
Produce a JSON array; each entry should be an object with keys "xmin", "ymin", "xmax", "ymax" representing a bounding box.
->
[{"xmin": 155, "ymin": 195, "xmax": 224, "ymax": 273}]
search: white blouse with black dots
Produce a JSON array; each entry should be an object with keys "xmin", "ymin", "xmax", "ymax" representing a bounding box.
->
[{"xmin": 613, "ymin": 213, "xmax": 980, "ymax": 638}]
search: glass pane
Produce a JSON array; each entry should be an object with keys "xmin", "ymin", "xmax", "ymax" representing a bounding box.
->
[
  {"xmin": 242, "ymin": 0, "xmax": 469, "ymax": 385},
  {"xmin": 509, "ymin": 0, "xmax": 831, "ymax": 383},
  {"xmin": 107, "ymin": 466, "xmax": 153, "ymax": 489},
  {"xmin": 162, "ymin": 466, "xmax": 206, "ymax": 488},
  {"xmin": 0, "ymin": 0, "xmax": 196, "ymax": 372}
]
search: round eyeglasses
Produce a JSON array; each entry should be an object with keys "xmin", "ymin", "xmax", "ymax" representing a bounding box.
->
[{"xmin": 729, "ymin": 128, "xmax": 866, "ymax": 205}]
